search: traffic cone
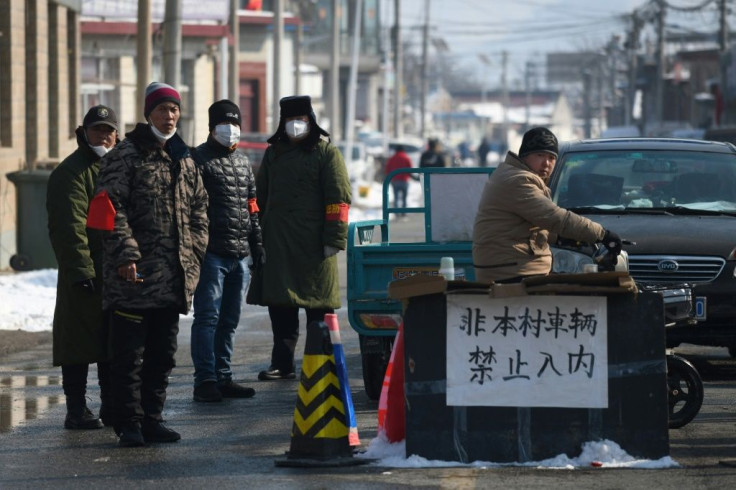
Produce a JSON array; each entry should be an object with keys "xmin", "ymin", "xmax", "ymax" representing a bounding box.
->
[
  {"xmin": 324, "ymin": 313, "xmax": 360, "ymax": 447},
  {"xmin": 275, "ymin": 320, "xmax": 368, "ymax": 468},
  {"xmin": 377, "ymin": 323, "xmax": 405, "ymax": 442}
]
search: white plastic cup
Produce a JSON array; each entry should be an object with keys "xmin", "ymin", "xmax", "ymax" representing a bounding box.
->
[
  {"xmin": 582, "ymin": 263, "xmax": 598, "ymax": 273},
  {"xmin": 439, "ymin": 257, "xmax": 455, "ymax": 280}
]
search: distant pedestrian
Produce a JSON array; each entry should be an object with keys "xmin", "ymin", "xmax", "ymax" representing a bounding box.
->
[
  {"xmin": 88, "ymin": 82, "xmax": 209, "ymax": 447},
  {"xmin": 384, "ymin": 144, "xmax": 416, "ymax": 216},
  {"xmin": 189, "ymin": 100, "xmax": 264, "ymax": 402},
  {"xmin": 419, "ymin": 138, "xmax": 447, "ymax": 168},
  {"xmin": 477, "ymin": 137, "xmax": 490, "ymax": 167},
  {"xmin": 47, "ymin": 105, "xmax": 119, "ymax": 430},
  {"xmin": 247, "ymin": 95, "xmax": 351, "ymax": 381}
]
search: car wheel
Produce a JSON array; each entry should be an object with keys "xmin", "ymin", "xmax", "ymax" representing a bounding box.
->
[
  {"xmin": 667, "ymin": 354, "xmax": 704, "ymax": 429},
  {"xmin": 361, "ymin": 352, "xmax": 389, "ymax": 401}
]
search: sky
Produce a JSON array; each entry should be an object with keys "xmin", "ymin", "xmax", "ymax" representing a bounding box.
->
[
  {"xmin": 387, "ymin": 0, "xmax": 724, "ymax": 87},
  {"xmin": 0, "ymin": 174, "xmax": 678, "ymax": 469}
]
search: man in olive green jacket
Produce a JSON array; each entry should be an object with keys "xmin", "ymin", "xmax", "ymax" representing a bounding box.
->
[
  {"xmin": 472, "ymin": 127, "xmax": 622, "ymax": 283},
  {"xmin": 247, "ymin": 95, "xmax": 351, "ymax": 380},
  {"xmin": 47, "ymin": 105, "xmax": 119, "ymax": 430}
]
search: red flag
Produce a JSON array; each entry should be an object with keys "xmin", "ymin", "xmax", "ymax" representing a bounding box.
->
[{"xmin": 86, "ymin": 190, "xmax": 116, "ymax": 231}]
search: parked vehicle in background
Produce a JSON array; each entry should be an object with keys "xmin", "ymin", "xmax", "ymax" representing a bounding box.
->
[
  {"xmin": 335, "ymin": 141, "xmax": 376, "ymax": 184},
  {"xmin": 237, "ymin": 132, "xmax": 269, "ymax": 176},
  {"xmin": 703, "ymin": 126, "xmax": 736, "ymax": 145},
  {"xmin": 548, "ymin": 138, "xmax": 736, "ymax": 357}
]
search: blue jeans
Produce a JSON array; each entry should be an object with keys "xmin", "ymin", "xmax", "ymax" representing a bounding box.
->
[
  {"xmin": 391, "ymin": 180, "xmax": 408, "ymax": 210},
  {"xmin": 190, "ymin": 252, "xmax": 250, "ymax": 387}
]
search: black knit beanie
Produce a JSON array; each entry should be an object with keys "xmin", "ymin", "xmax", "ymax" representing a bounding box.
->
[
  {"xmin": 208, "ymin": 99, "xmax": 241, "ymax": 131},
  {"xmin": 518, "ymin": 127, "xmax": 558, "ymax": 158}
]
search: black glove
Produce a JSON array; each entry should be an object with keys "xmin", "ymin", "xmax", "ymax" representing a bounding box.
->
[
  {"xmin": 74, "ymin": 278, "xmax": 96, "ymax": 294},
  {"xmin": 601, "ymin": 229, "xmax": 623, "ymax": 257},
  {"xmin": 250, "ymin": 244, "xmax": 266, "ymax": 269}
]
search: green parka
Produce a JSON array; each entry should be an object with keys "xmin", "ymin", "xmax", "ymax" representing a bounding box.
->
[
  {"xmin": 46, "ymin": 127, "xmax": 109, "ymax": 366},
  {"xmin": 249, "ymin": 138, "xmax": 351, "ymax": 308}
]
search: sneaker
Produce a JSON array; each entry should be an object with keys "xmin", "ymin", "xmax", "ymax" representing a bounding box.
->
[
  {"xmin": 193, "ymin": 380, "xmax": 223, "ymax": 403},
  {"xmin": 141, "ymin": 420, "xmax": 181, "ymax": 443},
  {"xmin": 217, "ymin": 379, "xmax": 255, "ymax": 398},
  {"xmin": 257, "ymin": 367, "xmax": 296, "ymax": 381},
  {"xmin": 118, "ymin": 422, "xmax": 145, "ymax": 448},
  {"xmin": 64, "ymin": 406, "xmax": 104, "ymax": 430}
]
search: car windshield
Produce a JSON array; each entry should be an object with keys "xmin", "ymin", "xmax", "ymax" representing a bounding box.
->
[{"xmin": 551, "ymin": 149, "xmax": 736, "ymax": 212}]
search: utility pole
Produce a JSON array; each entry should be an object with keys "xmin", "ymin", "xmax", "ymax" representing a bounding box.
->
[
  {"xmin": 229, "ymin": 0, "xmax": 239, "ymax": 102},
  {"xmin": 295, "ymin": 18, "xmax": 303, "ymax": 95},
  {"xmin": 583, "ymin": 69, "xmax": 592, "ymax": 138},
  {"xmin": 163, "ymin": 0, "xmax": 182, "ymax": 88},
  {"xmin": 392, "ymin": 0, "xmax": 402, "ymax": 138},
  {"xmin": 330, "ymin": 0, "xmax": 340, "ymax": 140},
  {"xmin": 344, "ymin": 0, "xmax": 363, "ymax": 170},
  {"xmin": 625, "ymin": 12, "xmax": 641, "ymax": 126},
  {"xmin": 655, "ymin": 0, "xmax": 666, "ymax": 128},
  {"xmin": 419, "ymin": 0, "xmax": 429, "ymax": 139},
  {"xmin": 720, "ymin": 0, "xmax": 729, "ymax": 125},
  {"xmin": 136, "ymin": 0, "xmax": 152, "ymax": 122},
  {"xmin": 524, "ymin": 60, "xmax": 532, "ymax": 129},
  {"xmin": 501, "ymin": 50, "xmax": 509, "ymax": 149},
  {"xmin": 272, "ymin": 0, "xmax": 283, "ymax": 129}
]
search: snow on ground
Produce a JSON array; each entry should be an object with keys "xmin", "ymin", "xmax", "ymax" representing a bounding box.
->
[{"xmin": 357, "ymin": 433, "xmax": 679, "ymax": 469}]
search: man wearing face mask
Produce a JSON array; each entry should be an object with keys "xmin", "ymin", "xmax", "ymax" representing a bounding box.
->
[
  {"xmin": 47, "ymin": 105, "xmax": 119, "ymax": 431},
  {"xmin": 88, "ymin": 82, "xmax": 209, "ymax": 447},
  {"xmin": 188, "ymin": 100, "xmax": 264, "ymax": 402},
  {"xmin": 247, "ymin": 95, "xmax": 351, "ymax": 381}
]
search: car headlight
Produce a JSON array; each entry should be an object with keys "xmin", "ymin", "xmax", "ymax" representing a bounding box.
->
[{"xmin": 551, "ymin": 247, "xmax": 594, "ymax": 273}]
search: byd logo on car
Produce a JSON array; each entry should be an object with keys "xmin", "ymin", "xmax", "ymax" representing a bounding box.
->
[{"xmin": 658, "ymin": 260, "xmax": 679, "ymax": 272}]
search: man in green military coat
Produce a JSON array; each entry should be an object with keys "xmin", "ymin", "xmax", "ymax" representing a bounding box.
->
[
  {"xmin": 47, "ymin": 105, "xmax": 119, "ymax": 429},
  {"xmin": 248, "ymin": 95, "xmax": 351, "ymax": 380}
]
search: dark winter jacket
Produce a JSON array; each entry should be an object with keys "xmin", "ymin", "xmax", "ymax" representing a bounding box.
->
[
  {"xmin": 248, "ymin": 138, "xmax": 351, "ymax": 309},
  {"xmin": 94, "ymin": 123, "xmax": 209, "ymax": 314},
  {"xmin": 191, "ymin": 136, "xmax": 262, "ymax": 259},
  {"xmin": 46, "ymin": 126, "xmax": 109, "ymax": 366}
]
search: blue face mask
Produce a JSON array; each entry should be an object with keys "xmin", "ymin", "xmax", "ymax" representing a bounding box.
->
[{"xmin": 213, "ymin": 124, "xmax": 240, "ymax": 147}]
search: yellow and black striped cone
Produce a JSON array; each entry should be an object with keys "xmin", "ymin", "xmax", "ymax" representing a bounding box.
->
[{"xmin": 275, "ymin": 320, "xmax": 369, "ymax": 467}]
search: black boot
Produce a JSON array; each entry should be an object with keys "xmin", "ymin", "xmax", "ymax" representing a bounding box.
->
[{"xmin": 64, "ymin": 397, "xmax": 104, "ymax": 430}]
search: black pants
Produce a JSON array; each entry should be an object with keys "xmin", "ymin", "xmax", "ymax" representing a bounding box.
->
[
  {"xmin": 109, "ymin": 307, "xmax": 179, "ymax": 425},
  {"xmin": 267, "ymin": 306, "xmax": 333, "ymax": 373},
  {"xmin": 61, "ymin": 362, "xmax": 111, "ymax": 404}
]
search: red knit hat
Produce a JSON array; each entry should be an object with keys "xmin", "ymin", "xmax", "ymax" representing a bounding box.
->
[{"xmin": 144, "ymin": 82, "xmax": 181, "ymax": 118}]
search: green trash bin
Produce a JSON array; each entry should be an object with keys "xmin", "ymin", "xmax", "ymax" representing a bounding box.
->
[{"xmin": 6, "ymin": 169, "xmax": 57, "ymax": 271}]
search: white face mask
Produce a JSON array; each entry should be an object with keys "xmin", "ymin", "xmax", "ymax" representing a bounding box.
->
[
  {"xmin": 285, "ymin": 120, "xmax": 309, "ymax": 140},
  {"xmin": 213, "ymin": 124, "xmax": 240, "ymax": 147},
  {"xmin": 90, "ymin": 145, "xmax": 109, "ymax": 157},
  {"xmin": 148, "ymin": 120, "xmax": 177, "ymax": 143}
]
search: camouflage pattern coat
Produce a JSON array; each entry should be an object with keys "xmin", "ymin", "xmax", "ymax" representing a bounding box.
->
[
  {"xmin": 47, "ymin": 127, "xmax": 108, "ymax": 366},
  {"xmin": 95, "ymin": 123, "xmax": 209, "ymax": 314}
]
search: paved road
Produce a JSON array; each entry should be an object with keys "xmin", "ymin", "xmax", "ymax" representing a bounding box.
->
[{"xmin": 1, "ymin": 214, "xmax": 736, "ymax": 488}]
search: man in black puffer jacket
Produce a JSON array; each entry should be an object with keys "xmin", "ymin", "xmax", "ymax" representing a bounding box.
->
[{"xmin": 190, "ymin": 100, "xmax": 265, "ymax": 403}]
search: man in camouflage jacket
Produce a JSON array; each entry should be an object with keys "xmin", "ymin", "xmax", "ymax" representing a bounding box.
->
[{"xmin": 89, "ymin": 82, "xmax": 209, "ymax": 447}]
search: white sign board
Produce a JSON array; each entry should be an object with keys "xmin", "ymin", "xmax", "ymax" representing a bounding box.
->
[
  {"xmin": 446, "ymin": 295, "xmax": 608, "ymax": 408},
  {"xmin": 429, "ymin": 173, "xmax": 489, "ymax": 242}
]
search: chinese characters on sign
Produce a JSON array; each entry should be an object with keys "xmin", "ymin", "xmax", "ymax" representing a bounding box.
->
[{"xmin": 446, "ymin": 295, "xmax": 608, "ymax": 408}]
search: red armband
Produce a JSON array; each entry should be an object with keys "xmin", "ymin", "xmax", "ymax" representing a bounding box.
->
[
  {"xmin": 325, "ymin": 203, "xmax": 349, "ymax": 222},
  {"xmin": 248, "ymin": 198, "xmax": 260, "ymax": 214},
  {"xmin": 86, "ymin": 190, "xmax": 116, "ymax": 231}
]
